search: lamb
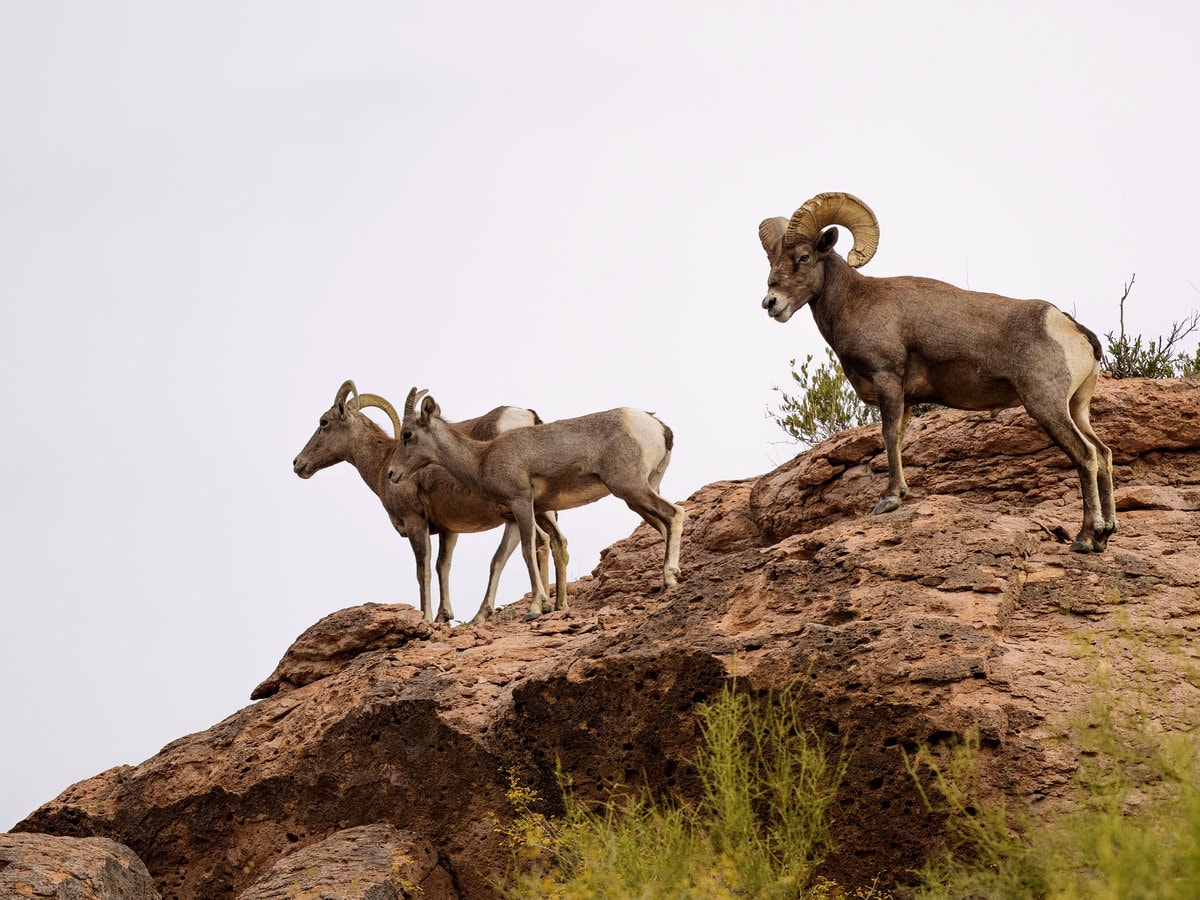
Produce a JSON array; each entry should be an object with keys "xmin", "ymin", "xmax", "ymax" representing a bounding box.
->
[
  {"xmin": 387, "ymin": 390, "xmax": 686, "ymax": 619},
  {"xmin": 293, "ymin": 380, "xmax": 559, "ymax": 623},
  {"xmin": 758, "ymin": 191, "xmax": 1117, "ymax": 552}
]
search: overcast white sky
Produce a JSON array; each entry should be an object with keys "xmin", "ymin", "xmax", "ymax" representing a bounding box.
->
[{"xmin": 3, "ymin": 1, "xmax": 1198, "ymax": 831}]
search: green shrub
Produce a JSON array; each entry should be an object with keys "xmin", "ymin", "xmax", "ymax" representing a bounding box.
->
[
  {"xmin": 770, "ymin": 348, "xmax": 879, "ymax": 447},
  {"xmin": 1103, "ymin": 274, "xmax": 1200, "ymax": 379},
  {"xmin": 907, "ymin": 626, "xmax": 1200, "ymax": 899},
  {"xmin": 500, "ymin": 683, "xmax": 878, "ymax": 899}
]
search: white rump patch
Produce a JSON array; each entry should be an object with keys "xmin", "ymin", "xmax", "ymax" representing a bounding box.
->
[
  {"xmin": 494, "ymin": 407, "xmax": 537, "ymax": 433},
  {"xmin": 623, "ymin": 409, "xmax": 667, "ymax": 472},
  {"xmin": 1044, "ymin": 307, "xmax": 1099, "ymax": 391}
]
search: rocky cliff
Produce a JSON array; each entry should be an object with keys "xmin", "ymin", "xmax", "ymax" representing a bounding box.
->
[{"xmin": 12, "ymin": 376, "xmax": 1200, "ymax": 899}]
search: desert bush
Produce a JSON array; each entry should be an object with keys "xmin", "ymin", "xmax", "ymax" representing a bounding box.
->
[
  {"xmin": 500, "ymin": 683, "xmax": 882, "ymax": 899},
  {"xmin": 769, "ymin": 348, "xmax": 880, "ymax": 447},
  {"xmin": 1103, "ymin": 274, "xmax": 1200, "ymax": 379},
  {"xmin": 908, "ymin": 626, "xmax": 1200, "ymax": 899}
]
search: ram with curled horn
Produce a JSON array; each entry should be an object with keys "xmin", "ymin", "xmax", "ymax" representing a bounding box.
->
[
  {"xmin": 293, "ymin": 379, "xmax": 560, "ymax": 623},
  {"xmin": 758, "ymin": 191, "xmax": 1116, "ymax": 552}
]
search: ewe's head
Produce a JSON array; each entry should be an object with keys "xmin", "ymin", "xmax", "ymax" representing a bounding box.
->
[
  {"xmin": 293, "ymin": 379, "xmax": 402, "ymax": 478},
  {"xmin": 387, "ymin": 388, "xmax": 444, "ymax": 485},
  {"xmin": 759, "ymin": 191, "xmax": 878, "ymax": 323}
]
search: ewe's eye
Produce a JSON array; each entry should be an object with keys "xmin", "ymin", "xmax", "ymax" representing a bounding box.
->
[
  {"xmin": 319, "ymin": 418, "xmax": 329, "ymax": 428},
  {"xmin": 402, "ymin": 430, "xmax": 414, "ymax": 444}
]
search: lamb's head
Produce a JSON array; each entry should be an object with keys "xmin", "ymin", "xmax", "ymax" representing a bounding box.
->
[
  {"xmin": 293, "ymin": 379, "xmax": 402, "ymax": 478},
  {"xmin": 759, "ymin": 191, "xmax": 879, "ymax": 323},
  {"xmin": 386, "ymin": 388, "xmax": 443, "ymax": 485}
]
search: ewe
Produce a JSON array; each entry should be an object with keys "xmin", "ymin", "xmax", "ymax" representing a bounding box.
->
[
  {"xmin": 293, "ymin": 380, "xmax": 557, "ymax": 623},
  {"xmin": 388, "ymin": 390, "xmax": 685, "ymax": 619}
]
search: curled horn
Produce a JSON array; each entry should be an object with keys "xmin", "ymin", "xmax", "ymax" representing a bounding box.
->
[
  {"xmin": 404, "ymin": 387, "xmax": 429, "ymax": 418},
  {"xmin": 348, "ymin": 393, "xmax": 402, "ymax": 439},
  {"xmin": 334, "ymin": 380, "xmax": 359, "ymax": 407},
  {"xmin": 784, "ymin": 192, "xmax": 880, "ymax": 268}
]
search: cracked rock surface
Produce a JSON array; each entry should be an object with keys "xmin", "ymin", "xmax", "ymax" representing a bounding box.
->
[{"xmin": 12, "ymin": 375, "xmax": 1200, "ymax": 898}]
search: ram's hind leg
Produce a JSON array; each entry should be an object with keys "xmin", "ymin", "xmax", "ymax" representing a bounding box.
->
[
  {"xmin": 1026, "ymin": 397, "xmax": 1106, "ymax": 553},
  {"xmin": 512, "ymin": 499, "xmax": 551, "ymax": 620},
  {"xmin": 619, "ymin": 488, "xmax": 685, "ymax": 589},
  {"xmin": 1071, "ymin": 388, "xmax": 1117, "ymax": 548},
  {"xmin": 536, "ymin": 512, "xmax": 570, "ymax": 612},
  {"xmin": 872, "ymin": 383, "xmax": 911, "ymax": 515},
  {"xmin": 471, "ymin": 522, "xmax": 521, "ymax": 626}
]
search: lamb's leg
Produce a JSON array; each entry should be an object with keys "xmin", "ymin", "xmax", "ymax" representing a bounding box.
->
[
  {"xmin": 471, "ymin": 522, "xmax": 521, "ymax": 626},
  {"xmin": 433, "ymin": 531, "xmax": 457, "ymax": 623}
]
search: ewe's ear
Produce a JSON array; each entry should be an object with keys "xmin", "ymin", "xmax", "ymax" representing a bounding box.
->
[
  {"xmin": 758, "ymin": 217, "xmax": 788, "ymax": 259},
  {"xmin": 419, "ymin": 395, "xmax": 440, "ymax": 422},
  {"xmin": 817, "ymin": 226, "xmax": 839, "ymax": 253}
]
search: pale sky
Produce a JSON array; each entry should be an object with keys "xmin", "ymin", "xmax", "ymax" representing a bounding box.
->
[{"xmin": 2, "ymin": 1, "xmax": 1198, "ymax": 831}]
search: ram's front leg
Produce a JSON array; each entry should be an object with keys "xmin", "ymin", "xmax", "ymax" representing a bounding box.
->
[
  {"xmin": 407, "ymin": 527, "xmax": 434, "ymax": 622},
  {"xmin": 872, "ymin": 381, "xmax": 910, "ymax": 515},
  {"xmin": 433, "ymin": 531, "xmax": 457, "ymax": 623}
]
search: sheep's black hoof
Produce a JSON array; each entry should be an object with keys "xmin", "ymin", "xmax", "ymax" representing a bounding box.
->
[
  {"xmin": 1069, "ymin": 538, "xmax": 1101, "ymax": 553},
  {"xmin": 523, "ymin": 608, "xmax": 544, "ymax": 622},
  {"xmin": 872, "ymin": 496, "xmax": 902, "ymax": 515}
]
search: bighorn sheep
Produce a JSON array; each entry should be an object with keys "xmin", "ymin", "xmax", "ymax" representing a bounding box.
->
[
  {"xmin": 758, "ymin": 191, "xmax": 1117, "ymax": 552},
  {"xmin": 293, "ymin": 380, "xmax": 559, "ymax": 623},
  {"xmin": 387, "ymin": 390, "xmax": 686, "ymax": 619}
]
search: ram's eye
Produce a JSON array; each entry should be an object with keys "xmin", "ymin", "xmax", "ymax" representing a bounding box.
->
[
  {"xmin": 402, "ymin": 430, "xmax": 414, "ymax": 444},
  {"xmin": 792, "ymin": 254, "xmax": 809, "ymax": 272},
  {"xmin": 319, "ymin": 418, "xmax": 329, "ymax": 428}
]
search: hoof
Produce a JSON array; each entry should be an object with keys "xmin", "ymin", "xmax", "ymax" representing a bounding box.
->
[
  {"xmin": 872, "ymin": 496, "xmax": 902, "ymax": 515},
  {"xmin": 1069, "ymin": 538, "xmax": 1101, "ymax": 554}
]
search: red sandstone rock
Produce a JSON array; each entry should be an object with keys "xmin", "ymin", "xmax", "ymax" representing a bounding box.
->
[
  {"xmin": 12, "ymin": 376, "xmax": 1200, "ymax": 898},
  {"xmin": 0, "ymin": 832, "xmax": 160, "ymax": 899}
]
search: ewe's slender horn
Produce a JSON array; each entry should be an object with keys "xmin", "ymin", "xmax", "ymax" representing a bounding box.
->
[
  {"xmin": 404, "ymin": 387, "xmax": 429, "ymax": 418},
  {"xmin": 335, "ymin": 380, "xmax": 359, "ymax": 407},
  {"xmin": 785, "ymin": 192, "xmax": 879, "ymax": 268},
  {"xmin": 348, "ymin": 393, "xmax": 402, "ymax": 439}
]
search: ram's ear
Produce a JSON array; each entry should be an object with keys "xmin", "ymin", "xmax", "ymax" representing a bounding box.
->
[
  {"xmin": 758, "ymin": 217, "xmax": 788, "ymax": 259},
  {"xmin": 420, "ymin": 395, "xmax": 440, "ymax": 422},
  {"xmin": 817, "ymin": 226, "xmax": 839, "ymax": 254}
]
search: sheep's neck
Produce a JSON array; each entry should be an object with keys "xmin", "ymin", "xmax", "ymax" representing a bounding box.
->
[
  {"xmin": 349, "ymin": 424, "xmax": 397, "ymax": 499},
  {"xmin": 809, "ymin": 253, "xmax": 860, "ymax": 345},
  {"xmin": 425, "ymin": 422, "xmax": 488, "ymax": 495}
]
